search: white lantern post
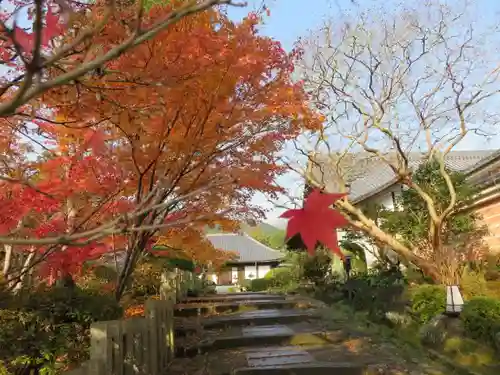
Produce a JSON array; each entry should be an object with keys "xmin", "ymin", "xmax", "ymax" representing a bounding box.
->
[{"xmin": 445, "ymin": 285, "xmax": 464, "ymax": 317}]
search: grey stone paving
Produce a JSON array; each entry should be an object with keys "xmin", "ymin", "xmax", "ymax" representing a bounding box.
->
[
  {"xmin": 182, "ymin": 293, "xmax": 285, "ymax": 303},
  {"xmin": 244, "ymin": 346, "xmax": 314, "ymax": 367},
  {"xmin": 241, "ymin": 325, "xmax": 294, "ymax": 338},
  {"xmin": 168, "ymin": 292, "xmax": 450, "ymax": 375}
]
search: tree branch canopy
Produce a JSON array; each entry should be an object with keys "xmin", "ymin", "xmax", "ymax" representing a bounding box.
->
[
  {"xmin": 0, "ymin": 2, "xmax": 322, "ymax": 295},
  {"xmin": 285, "ymin": 0, "xmax": 500, "ymax": 283}
]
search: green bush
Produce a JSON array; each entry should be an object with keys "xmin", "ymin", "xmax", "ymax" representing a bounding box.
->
[
  {"xmin": 461, "ymin": 296, "xmax": 500, "ymax": 347},
  {"xmin": 485, "ymin": 270, "xmax": 500, "ymax": 281},
  {"xmin": 264, "ymin": 267, "xmax": 281, "ymax": 279},
  {"xmin": 20, "ymin": 285, "xmax": 122, "ymax": 323},
  {"xmin": 461, "ymin": 269, "xmax": 489, "ymax": 299},
  {"xmin": 265, "ymin": 267, "xmax": 291, "ymax": 284},
  {"xmin": 486, "ymin": 281, "xmax": 500, "ymax": 299},
  {"xmin": 302, "ymin": 250, "xmax": 332, "ymax": 286},
  {"xmin": 249, "ymin": 278, "xmax": 271, "ymax": 291},
  {"xmin": 405, "ymin": 266, "xmax": 435, "ymax": 285},
  {"xmin": 342, "ymin": 266, "xmax": 406, "ymax": 321},
  {"xmin": 0, "ymin": 285, "xmax": 123, "ymax": 373},
  {"xmin": 128, "ymin": 258, "xmax": 166, "ymax": 299},
  {"xmin": 239, "ymin": 279, "xmax": 252, "ymax": 290},
  {"xmin": 410, "ymin": 284, "xmax": 446, "ymax": 323}
]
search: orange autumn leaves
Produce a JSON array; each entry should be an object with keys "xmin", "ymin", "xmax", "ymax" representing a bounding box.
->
[
  {"xmin": 125, "ymin": 304, "xmax": 145, "ymax": 318},
  {"xmin": 155, "ymin": 227, "xmax": 237, "ymax": 269},
  {"xmin": 124, "ymin": 295, "xmax": 161, "ymax": 318},
  {"xmin": 28, "ymin": 2, "xmax": 323, "ymax": 271}
]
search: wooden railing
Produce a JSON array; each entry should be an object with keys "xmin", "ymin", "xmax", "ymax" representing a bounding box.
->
[{"xmin": 66, "ymin": 269, "xmax": 194, "ymax": 375}]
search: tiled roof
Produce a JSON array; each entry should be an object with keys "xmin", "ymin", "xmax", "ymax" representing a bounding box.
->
[
  {"xmin": 206, "ymin": 233, "xmax": 284, "ymax": 263},
  {"xmin": 309, "ymin": 150, "xmax": 499, "ymax": 203}
]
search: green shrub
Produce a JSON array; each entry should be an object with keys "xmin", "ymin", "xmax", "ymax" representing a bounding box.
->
[
  {"xmin": 405, "ymin": 266, "xmax": 435, "ymax": 285},
  {"xmin": 302, "ymin": 250, "xmax": 332, "ymax": 286},
  {"xmin": 342, "ymin": 266, "xmax": 406, "ymax": 321},
  {"xmin": 128, "ymin": 259, "xmax": 165, "ymax": 299},
  {"xmin": 91, "ymin": 264, "xmax": 118, "ymax": 282},
  {"xmin": 239, "ymin": 279, "xmax": 252, "ymax": 290},
  {"xmin": 0, "ymin": 285, "xmax": 122, "ymax": 373},
  {"xmin": 264, "ymin": 266, "xmax": 300, "ymax": 292},
  {"xmin": 486, "ymin": 281, "xmax": 500, "ymax": 299},
  {"xmin": 461, "ymin": 269, "xmax": 489, "ymax": 299},
  {"xmin": 20, "ymin": 285, "xmax": 122, "ymax": 323},
  {"xmin": 461, "ymin": 296, "xmax": 500, "ymax": 347},
  {"xmin": 485, "ymin": 270, "xmax": 500, "ymax": 281},
  {"xmin": 265, "ymin": 267, "xmax": 294, "ymax": 284},
  {"xmin": 264, "ymin": 267, "xmax": 281, "ymax": 279},
  {"xmin": 410, "ymin": 284, "xmax": 446, "ymax": 323},
  {"xmin": 249, "ymin": 278, "xmax": 271, "ymax": 291}
]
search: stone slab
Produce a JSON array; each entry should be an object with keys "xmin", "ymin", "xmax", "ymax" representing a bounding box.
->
[
  {"xmin": 173, "ymin": 309, "xmax": 318, "ymax": 333},
  {"xmin": 175, "ymin": 299, "xmax": 299, "ymax": 310},
  {"xmin": 201, "ymin": 309, "xmax": 318, "ymax": 329},
  {"xmin": 242, "ymin": 325, "xmax": 294, "ymax": 338},
  {"xmin": 182, "ymin": 293, "xmax": 285, "ymax": 303},
  {"xmin": 245, "ymin": 346, "xmax": 314, "ymax": 367},
  {"xmin": 233, "ymin": 362, "xmax": 365, "ymax": 375},
  {"xmin": 174, "ymin": 300, "xmax": 304, "ymax": 317}
]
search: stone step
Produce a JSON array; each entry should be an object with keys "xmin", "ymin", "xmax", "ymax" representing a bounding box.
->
[
  {"xmin": 181, "ymin": 293, "xmax": 285, "ymax": 303},
  {"xmin": 237, "ymin": 346, "xmax": 365, "ymax": 375},
  {"xmin": 174, "ymin": 299, "xmax": 310, "ymax": 318},
  {"xmin": 233, "ymin": 362, "xmax": 365, "ymax": 375},
  {"xmin": 244, "ymin": 346, "xmax": 315, "ymax": 367},
  {"xmin": 175, "ymin": 309, "xmax": 319, "ymax": 335},
  {"xmin": 175, "ymin": 325, "xmax": 332, "ymax": 358}
]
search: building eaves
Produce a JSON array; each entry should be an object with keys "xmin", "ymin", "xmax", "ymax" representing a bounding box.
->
[
  {"xmin": 308, "ymin": 150, "xmax": 498, "ymax": 204},
  {"xmin": 205, "ymin": 233, "xmax": 284, "ymax": 263}
]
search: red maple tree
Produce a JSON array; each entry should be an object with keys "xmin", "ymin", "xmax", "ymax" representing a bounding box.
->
[{"xmin": 0, "ymin": 3, "xmax": 323, "ymax": 297}]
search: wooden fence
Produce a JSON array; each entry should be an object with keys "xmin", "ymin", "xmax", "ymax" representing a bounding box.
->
[{"xmin": 66, "ymin": 269, "xmax": 194, "ymax": 375}]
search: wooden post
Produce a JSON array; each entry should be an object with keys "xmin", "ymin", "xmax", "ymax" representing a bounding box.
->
[
  {"xmin": 121, "ymin": 318, "xmax": 147, "ymax": 375},
  {"xmin": 160, "ymin": 270, "xmax": 177, "ymax": 301},
  {"xmin": 174, "ymin": 268, "xmax": 181, "ymax": 301},
  {"xmin": 145, "ymin": 300, "xmax": 160, "ymax": 375},
  {"xmin": 107, "ymin": 321, "xmax": 124, "ymax": 375},
  {"xmin": 63, "ymin": 295, "xmax": 176, "ymax": 375},
  {"xmin": 90, "ymin": 322, "xmax": 114, "ymax": 375},
  {"xmin": 165, "ymin": 293, "xmax": 175, "ymax": 361},
  {"xmin": 86, "ymin": 360, "xmax": 105, "ymax": 375}
]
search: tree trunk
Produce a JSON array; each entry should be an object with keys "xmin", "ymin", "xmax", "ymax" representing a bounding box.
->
[
  {"xmin": 115, "ymin": 236, "xmax": 148, "ymax": 301},
  {"xmin": 12, "ymin": 249, "xmax": 36, "ymax": 294},
  {"xmin": 2, "ymin": 244, "xmax": 12, "ymax": 276},
  {"xmin": 338, "ymin": 199, "xmax": 441, "ymax": 281}
]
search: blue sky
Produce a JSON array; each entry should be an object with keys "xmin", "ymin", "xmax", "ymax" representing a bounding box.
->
[
  {"xmin": 227, "ymin": 0, "xmax": 364, "ymax": 228},
  {"xmin": 227, "ymin": 0, "xmax": 343, "ymax": 50},
  {"xmin": 3, "ymin": 0, "xmax": 500, "ymax": 228},
  {"xmin": 227, "ymin": 0, "xmax": 500, "ymax": 228}
]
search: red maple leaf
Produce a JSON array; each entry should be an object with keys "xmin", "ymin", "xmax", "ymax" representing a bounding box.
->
[
  {"xmin": 11, "ymin": 7, "xmax": 65, "ymax": 54},
  {"xmin": 280, "ymin": 189, "xmax": 348, "ymax": 257}
]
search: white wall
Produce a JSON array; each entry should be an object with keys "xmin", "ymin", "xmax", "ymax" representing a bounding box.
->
[
  {"xmin": 244, "ymin": 265, "xmax": 257, "ymax": 280},
  {"xmin": 231, "ymin": 267, "xmax": 238, "ymax": 284},
  {"xmin": 257, "ymin": 265, "xmax": 271, "ymax": 278},
  {"xmin": 347, "ymin": 184, "xmax": 403, "ymax": 268}
]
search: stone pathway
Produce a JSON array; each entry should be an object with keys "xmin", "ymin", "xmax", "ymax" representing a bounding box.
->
[{"xmin": 167, "ymin": 292, "xmax": 452, "ymax": 375}]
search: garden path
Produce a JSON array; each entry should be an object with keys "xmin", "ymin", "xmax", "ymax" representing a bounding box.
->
[{"xmin": 167, "ymin": 292, "xmax": 452, "ymax": 375}]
